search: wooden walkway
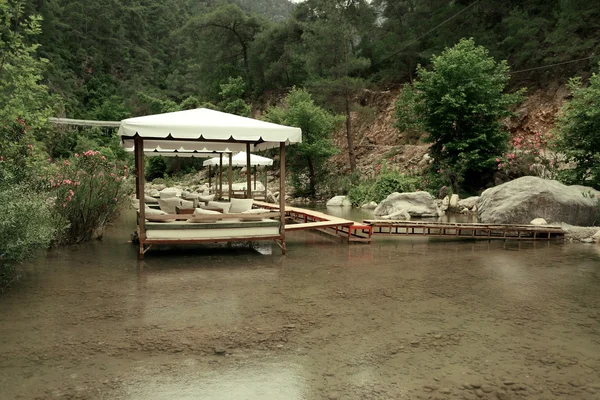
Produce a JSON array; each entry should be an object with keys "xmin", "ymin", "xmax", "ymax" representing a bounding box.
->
[
  {"xmin": 364, "ymin": 220, "xmax": 565, "ymax": 240},
  {"xmin": 254, "ymin": 201, "xmax": 372, "ymax": 243}
]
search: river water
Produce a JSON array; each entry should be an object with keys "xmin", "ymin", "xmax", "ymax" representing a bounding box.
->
[{"xmin": 1, "ymin": 209, "xmax": 599, "ymax": 399}]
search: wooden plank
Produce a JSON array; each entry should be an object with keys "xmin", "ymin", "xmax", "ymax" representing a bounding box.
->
[
  {"xmin": 146, "ymin": 220, "xmax": 280, "ymax": 230},
  {"xmin": 139, "ymin": 211, "xmax": 280, "ymax": 221},
  {"xmin": 286, "ymin": 221, "xmax": 354, "ymax": 231}
]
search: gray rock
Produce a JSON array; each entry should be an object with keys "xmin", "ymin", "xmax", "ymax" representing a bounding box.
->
[
  {"xmin": 374, "ymin": 191, "xmax": 443, "ymax": 217},
  {"xmin": 381, "ymin": 209, "xmax": 411, "ymax": 220},
  {"xmin": 326, "ymin": 195, "xmax": 351, "ymax": 207},
  {"xmin": 449, "ymin": 194, "xmax": 459, "ymax": 208},
  {"xmin": 361, "ymin": 201, "xmax": 378, "ymax": 209},
  {"xmin": 148, "ymin": 189, "xmax": 160, "ymax": 197},
  {"xmin": 530, "ymin": 218, "xmax": 548, "ymax": 225},
  {"xmin": 593, "ymin": 230, "xmax": 600, "ymax": 243},
  {"xmin": 458, "ymin": 196, "xmax": 479, "ymax": 210},
  {"xmin": 477, "ymin": 176, "xmax": 600, "ymax": 225}
]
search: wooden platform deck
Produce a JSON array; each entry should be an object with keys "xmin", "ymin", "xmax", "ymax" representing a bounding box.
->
[
  {"xmin": 254, "ymin": 201, "xmax": 372, "ymax": 243},
  {"xmin": 363, "ymin": 220, "xmax": 565, "ymax": 240}
]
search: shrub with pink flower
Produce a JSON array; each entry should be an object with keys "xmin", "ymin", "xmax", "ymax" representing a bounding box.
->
[
  {"xmin": 47, "ymin": 151, "xmax": 131, "ymax": 244},
  {"xmin": 495, "ymin": 131, "xmax": 559, "ymax": 180}
]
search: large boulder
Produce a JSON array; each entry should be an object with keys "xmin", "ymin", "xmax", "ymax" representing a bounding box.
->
[
  {"xmin": 458, "ymin": 196, "xmax": 479, "ymax": 210},
  {"xmin": 361, "ymin": 201, "xmax": 378, "ymax": 209},
  {"xmin": 381, "ymin": 209, "xmax": 411, "ymax": 220},
  {"xmin": 327, "ymin": 195, "xmax": 351, "ymax": 207},
  {"xmin": 374, "ymin": 191, "xmax": 443, "ymax": 217},
  {"xmin": 477, "ymin": 176, "xmax": 600, "ymax": 225}
]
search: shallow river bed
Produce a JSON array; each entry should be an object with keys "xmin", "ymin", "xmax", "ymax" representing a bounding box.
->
[{"xmin": 1, "ymin": 211, "xmax": 600, "ymax": 399}]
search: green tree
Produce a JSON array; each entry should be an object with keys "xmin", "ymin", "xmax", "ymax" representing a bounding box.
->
[
  {"xmin": 300, "ymin": 0, "xmax": 374, "ymax": 173},
  {"xmin": 396, "ymin": 38, "xmax": 524, "ymax": 191},
  {"xmin": 0, "ymin": 1, "xmax": 61, "ymax": 288},
  {"xmin": 265, "ymin": 88, "xmax": 343, "ymax": 198},
  {"xmin": 218, "ymin": 76, "xmax": 251, "ymax": 117},
  {"xmin": 554, "ymin": 64, "xmax": 600, "ymax": 189}
]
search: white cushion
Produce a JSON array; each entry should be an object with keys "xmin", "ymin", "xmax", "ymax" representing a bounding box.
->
[
  {"xmin": 198, "ymin": 194, "xmax": 215, "ymax": 203},
  {"xmin": 144, "ymin": 195, "xmax": 159, "ymax": 204},
  {"xmin": 159, "ymin": 191, "xmax": 177, "ymax": 199},
  {"xmin": 180, "ymin": 200, "xmax": 194, "ymax": 210},
  {"xmin": 193, "ymin": 208, "xmax": 222, "ymax": 215},
  {"xmin": 145, "ymin": 207, "xmax": 168, "ymax": 215},
  {"xmin": 241, "ymin": 208, "xmax": 271, "ymax": 214},
  {"xmin": 144, "ymin": 207, "xmax": 168, "ymax": 222},
  {"xmin": 158, "ymin": 198, "xmax": 182, "ymax": 214},
  {"xmin": 229, "ymin": 198, "xmax": 253, "ymax": 213},
  {"xmin": 207, "ymin": 201, "xmax": 231, "ymax": 213}
]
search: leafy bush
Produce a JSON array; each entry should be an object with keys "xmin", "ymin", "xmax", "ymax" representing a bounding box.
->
[
  {"xmin": 47, "ymin": 151, "xmax": 131, "ymax": 244},
  {"xmin": 554, "ymin": 65, "xmax": 600, "ymax": 189},
  {"xmin": 265, "ymin": 88, "xmax": 343, "ymax": 198},
  {"xmin": 495, "ymin": 131, "xmax": 559, "ymax": 181},
  {"xmin": 146, "ymin": 157, "xmax": 168, "ymax": 181},
  {"xmin": 348, "ymin": 166, "xmax": 422, "ymax": 206},
  {"xmin": 0, "ymin": 185, "xmax": 59, "ymax": 290},
  {"xmin": 395, "ymin": 38, "xmax": 524, "ymax": 191}
]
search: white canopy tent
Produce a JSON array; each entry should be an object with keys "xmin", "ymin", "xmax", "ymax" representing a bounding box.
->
[
  {"xmin": 204, "ymin": 151, "xmax": 273, "ymax": 198},
  {"xmin": 203, "ymin": 151, "xmax": 273, "ymax": 167},
  {"xmin": 117, "ymin": 108, "xmax": 302, "ymax": 257}
]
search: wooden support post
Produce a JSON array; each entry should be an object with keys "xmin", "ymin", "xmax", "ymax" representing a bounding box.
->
[
  {"xmin": 228, "ymin": 152, "xmax": 233, "ymax": 201},
  {"xmin": 219, "ymin": 153, "xmax": 223, "ymax": 200},
  {"xmin": 254, "ymin": 166, "xmax": 257, "ymax": 190},
  {"xmin": 264, "ymin": 167, "xmax": 268, "ymax": 201},
  {"xmin": 208, "ymin": 165, "xmax": 212, "ymax": 193},
  {"xmin": 279, "ymin": 142, "xmax": 286, "ymax": 254},
  {"xmin": 134, "ymin": 143, "xmax": 140, "ymax": 199},
  {"xmin": 246, "ymin": 143, "xmax": 251, "ymax": 199},
  {"xmin": 135, "ymin": 136, "xmax": 146, "ymax": 258}
]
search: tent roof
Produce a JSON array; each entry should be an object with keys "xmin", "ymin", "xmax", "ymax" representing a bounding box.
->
[
  {"xmin": 144, "ymin": 151, "xmax": 215, "ymax": 158},
  {"xmin": 122, "ymin": 140, "xmax": 238, "ymax": 153},
  {"xmin": 118, "ymin": 108, "xmax": 301, "ymax": 151},
  {"xmin": 203, "ymin": 151, "xmax": 273, "ymax": 167}
]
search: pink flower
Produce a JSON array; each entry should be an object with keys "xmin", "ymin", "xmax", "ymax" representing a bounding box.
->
[
  {"xmin": 113, "ymin": 197, "xmax": 118, "ymax": 202},
  {"xmin": 101, "ymin": 156, "xmax": 106, "ymax": 160},
  {"xmin": 68, "ymin": 190, "xmax": 74, "ymax": 196},
  {"xmin": 64, "ymin": 159, "xmax": 70, "ymax": 166},
  {"xmin": 495, "ymin": 158, "xmax": 500, "ymax": 162},
  {"xmin": 66, "ymin": 196, "xmax": 72, "ymax": 202},
  {"xmin": 62, "ymin": 203, "xmax": 66, "ymax": 208},
  {"xmin": 75, "ymin": 153, "xmax": 79, "ymax": 158}
]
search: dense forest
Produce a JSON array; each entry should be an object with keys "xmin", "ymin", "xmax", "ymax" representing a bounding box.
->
[{"xmin": 22, "ymin": 0, "xmax": 600, "ymax": 119}]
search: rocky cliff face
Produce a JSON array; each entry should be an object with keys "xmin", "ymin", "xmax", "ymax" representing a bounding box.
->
[{"xmin": 327, "ymin": 84, "xmax": 570, "ymax": 178}]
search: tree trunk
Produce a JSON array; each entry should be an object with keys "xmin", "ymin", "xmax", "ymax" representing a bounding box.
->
[
  {"xmin": 345, "ymin": 91, "xmax": 356, "ymax": 173},
  {"xmin": 307, "ymin": 156, "xmax": 317, "ymax": 198}
]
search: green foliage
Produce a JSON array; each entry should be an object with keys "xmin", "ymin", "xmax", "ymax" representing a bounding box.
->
[
  {"xmin": 554, "ymin": 66, "xmax": 600, "ymax": 189},
  {"xmin": 347, "ymin": 165, "xmax": 422, "ymax": 206},
  {"xmin": 218, "ymin": 77, "xmax": 251, "ymax": 117},
  {"xmin": 48, "ymin": 151, "xmax": 131, "ymax": 244},
  {"xmin": 265, "ymin": 87, "xmax": 343, "ymax": 197},
  {"xmin": 146, "ymin": 157, "xmax": 168, "ymax": 181},
  {"xmin": 396, "ymin": 38, "xmax": 524, "ymax": 191},
  {"xmin": 0, "ymin": 185, "xmax": 59, "ymax": 289}
]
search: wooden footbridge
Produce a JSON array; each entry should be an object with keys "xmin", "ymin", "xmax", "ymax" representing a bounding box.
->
[
  {"xmin": 254, "ymin": 201, "xmax": 565, "ymax": 243},
  {"xmin": 363, "ymin": 220, "xmax": 565, "ymax": 240},
  {"xmin": 254, "ymin": 201, "xmax": 373, "ymax": 243}
]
